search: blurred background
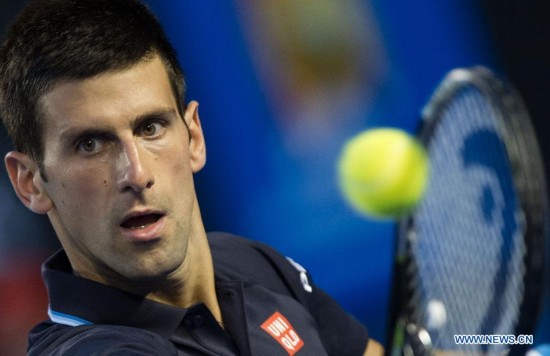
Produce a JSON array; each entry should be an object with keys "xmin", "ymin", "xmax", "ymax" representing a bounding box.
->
[{"xmin": 1, "ymin": 0, "xmax": 550, "ymax": 354}]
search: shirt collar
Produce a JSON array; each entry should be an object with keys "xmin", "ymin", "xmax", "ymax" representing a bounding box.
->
[{"xmin": 42, "ymin": 250, "xmax": 189, "ymax": 339}]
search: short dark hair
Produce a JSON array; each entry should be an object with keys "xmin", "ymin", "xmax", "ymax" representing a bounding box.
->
[{"xmin": 0, "ymin": 0, "xmax": 185, "ymax": 169}]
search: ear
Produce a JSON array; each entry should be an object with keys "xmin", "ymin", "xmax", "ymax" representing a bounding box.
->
[
  {"xmin": 4, "ymin": 151, "xmax": 52, "ymax": 214},
  {"xmin": 184, "ymin": 101, "xmax": 206, "ymax": 173}
]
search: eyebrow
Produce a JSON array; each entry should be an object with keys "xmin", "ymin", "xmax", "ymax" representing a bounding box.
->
[{"xmin": 59, "ymin": 108, "xmax": 178, "ymax": 144}]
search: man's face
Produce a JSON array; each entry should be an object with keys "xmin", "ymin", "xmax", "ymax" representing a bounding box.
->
[{"xmin": 35, "ymin": 56, "xmax": 206, "ymax": 286}]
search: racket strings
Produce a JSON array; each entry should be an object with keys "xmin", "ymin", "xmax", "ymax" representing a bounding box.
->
[{"xmin": 409, "ymin": 86, "xmax": 527, "ymax": 353}]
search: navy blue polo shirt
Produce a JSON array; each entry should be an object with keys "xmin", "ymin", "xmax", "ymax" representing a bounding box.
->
[{"xmin": 28, "ymin": 232, "xmax": 369, "ymax": 355}]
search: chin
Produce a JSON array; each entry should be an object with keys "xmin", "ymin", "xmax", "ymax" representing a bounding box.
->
[{"xmin": 121, "ymin": 256, "xmax": 183, "ymax": 283}]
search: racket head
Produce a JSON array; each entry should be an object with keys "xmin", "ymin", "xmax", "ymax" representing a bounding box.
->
[{"xmin": 389, "ymin": 67, "xmax": 548, "ymax": 355}]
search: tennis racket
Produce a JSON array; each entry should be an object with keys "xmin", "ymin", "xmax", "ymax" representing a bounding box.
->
[{"xmin": 387, "ymin": 66, "xmax": 548, "ymax": 355}]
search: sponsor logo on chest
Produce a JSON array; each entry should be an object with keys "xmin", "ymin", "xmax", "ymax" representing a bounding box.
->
[{"xmin": 261, "ymin": 311, "xmax": 304, "ymax": 355}]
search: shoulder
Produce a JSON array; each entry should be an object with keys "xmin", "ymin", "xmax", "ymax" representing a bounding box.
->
[
  {"xmin": 208, "ymin": 231, "xmax": 276, "ymax": 255},
  {"xmin": 28, "ymin": 321, "xmax": 177, "ymax": 356},
  {"xmin": 208, "ymin": 232, "xmax": 370, "ymax": 356},
  {"xmin": 208, "ymin": 231, "xmax": 289, "ymax": 266},
  {"xmin": 208, "ymin": 232, "xmax": 309, "ymax": 296},
  {"xmin": 208, "ymin": 231, "xmax": 286, "ymax": 274}
]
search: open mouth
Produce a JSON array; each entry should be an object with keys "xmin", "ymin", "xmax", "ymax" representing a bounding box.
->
[{"xmin": 120, "ymin": 213, "xmax": 163, "ymax": 230}]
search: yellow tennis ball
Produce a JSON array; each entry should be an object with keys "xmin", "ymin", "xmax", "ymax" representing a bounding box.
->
[{"xmin": 338, "ymin": 128, "xmax": 429, "ymax": 219}]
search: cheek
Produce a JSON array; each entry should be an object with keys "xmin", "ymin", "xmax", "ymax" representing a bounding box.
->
[
  {"xmin": 159, "ymin": 141, "xmax": 192, "ymax": 175},
  {"xmin": 49, "ymin": 166, "xmax": 112, "ymax": 210},
  {"xmin": 170, "ymin": 151, "xmax": 194, "ymax": 184},
  {"xmin": 157, "ymin": 148, "xmax": 196, "ymax": 202}
]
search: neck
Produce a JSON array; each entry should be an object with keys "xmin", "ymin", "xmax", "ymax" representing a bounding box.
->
[{"xmin": 145, "ymin": 227, "xmax": 223, "ymax": 324}]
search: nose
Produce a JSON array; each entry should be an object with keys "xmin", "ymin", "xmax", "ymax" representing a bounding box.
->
[{"xmin": 116, "ymin": 140, "xmax": 154, "ymax": 193}]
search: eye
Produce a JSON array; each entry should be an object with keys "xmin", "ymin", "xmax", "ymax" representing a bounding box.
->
[
  {"xmin": 76, "ymin": 137, "xmax": 104, "ymax": 154},
  {"xmin": 140, "ymin": 121, "xmax": 166, "ymax": 138}
]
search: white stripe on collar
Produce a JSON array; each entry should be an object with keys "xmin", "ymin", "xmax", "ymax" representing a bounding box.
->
[{"xmin": 48, "ymin": 306, "xmax": 93, "ymax": 327}]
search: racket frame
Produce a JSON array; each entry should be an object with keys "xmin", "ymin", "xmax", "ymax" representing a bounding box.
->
[{"xmin": 387, "ymin": 66, "xmax": 548, "ymax": 355}]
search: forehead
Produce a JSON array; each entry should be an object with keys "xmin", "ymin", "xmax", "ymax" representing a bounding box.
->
[{"xmin": 37, "ymin": 56, "xmax": 177, "ymax": 133}]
